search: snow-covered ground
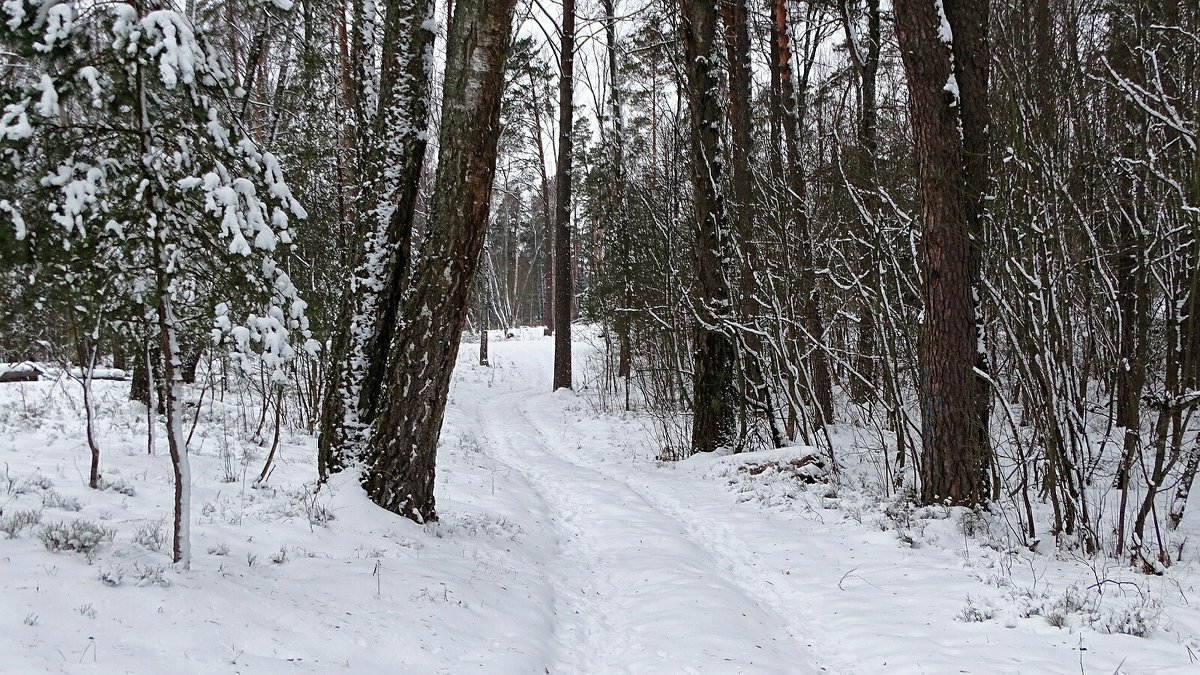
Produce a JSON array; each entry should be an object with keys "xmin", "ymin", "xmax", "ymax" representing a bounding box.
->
[{"xmin": 2, "ymin": 335, "xmax": 1199, "ymax": 673}]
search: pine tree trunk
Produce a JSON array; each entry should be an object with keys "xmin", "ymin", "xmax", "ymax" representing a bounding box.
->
[
  {"xmin": 479, "ymin": 318, "xmax": 489, "ymax": 366},
  {"xmin": 894, "ymin": 0, "xmax": 993, "ymax": 507},
  {"xmin": 130, "ymin": 335, "xmax": 165, "ymax": 414},
  {"xmin": 552, "ymin": 0, "xmax": 576, "ymax": 391},
  {"xmin": 144, "ymin": 339, "xmax": 157, "ymax": 456},
  {"xmin": 317, "ymin": 302, "xmax": 355, "ymax": 478},
  {"xmin": 361, "ymin": 0, "xmax": 518, "ymax": 521},
  {"xmin": 600, "ymin": 0, "xmax": 632, "ymax": 397},
  {"xmin": 681, "ymin": 0, "xmax": 736, "ymax": 454},
  {"xmin": 181, "ymin": 344, "xmax": 203, "ymax": 384},
  {"xmin": 112, "ymin": 336, "xmax": 127, "ymax": 372},
  {"xmin": 723, "ymin": 0, "xmax": 783, "ymax": 448},
  {"xmin": 479, "ymin": 246, "xmax": 491, "ymax": 367},
  {"xmin": 527, "ymin": 74, "xmax": 555, "ymax": 333}
]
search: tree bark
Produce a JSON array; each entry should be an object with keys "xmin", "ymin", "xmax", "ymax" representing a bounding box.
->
[
  {"xmin": 180, "ymin": 344, "xmax": 203, "ymax": 384},
  {"xmin": 724, "ymin": 0, "xmax": 784, "ymax": 448},
  {"xmin": 552, "ymin": 0, "xmax": 576, "ymax": 391},
  {"xmin": 681, "ymin": 0, "xmax": 737, "ymax": 454},
  {"xmin": 602, "ymin": 0, "xmax": 632, "ymax": 388},
  {"xmin": 318, "ymin": 0, "xmax": 436, "ymax": 480},
  {"xmin": 73, "ymin": 324, "xmax": 101, "ymax": 489},
  {"xmin": 840, "ymin": 0, "xmax": 882, "ymax": 403},
  {"xmin": 355, "ymin": 0, "xmax": 438, "ymax": 422},
  {"xmin": 894, "ymin": 0, "xmax": 993, "ymax": 506},
  {"xmin": 479, "ymin": 242, "xmax": 491, "ymax": 367},
  {"xmin": 361, "ymin": 0, "xmax": 519, "ymax": 521}
]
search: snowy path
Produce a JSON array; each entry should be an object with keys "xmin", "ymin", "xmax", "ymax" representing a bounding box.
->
[
  {"xmin": 471, "ymin": 386, "xmax": 826, "ymax": 674},
  {"xmin": 452, "ymin": 340, "xmax": 1197, "ymax": 674}
]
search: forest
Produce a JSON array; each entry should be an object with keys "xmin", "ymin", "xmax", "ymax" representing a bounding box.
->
[{"xmin": 1, "ymin": 0, "xmax": 1199, "ymax": 671}]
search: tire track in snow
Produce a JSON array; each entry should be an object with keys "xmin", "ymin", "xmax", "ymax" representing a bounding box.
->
[
  {"xmin": 512, "ymin": 393, "xmax": 858, "ymax": 675},
  {"xmin": 473, "ymin": 395, "xmax": 616, "ymax": 673},
  {"xmin": 473, "ymin": 390, "xmax": 820, "ymax": 674}
]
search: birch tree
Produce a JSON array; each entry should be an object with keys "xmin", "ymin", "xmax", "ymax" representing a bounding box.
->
[
  {"xmin": 317, "ymin": 0, "xmax": 437, "ymax": 479},
  {"xmin": 360, "ymin": 0, "xmax": 519, "ymax": 521}
]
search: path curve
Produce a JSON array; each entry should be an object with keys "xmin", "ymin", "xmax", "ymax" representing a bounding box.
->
[{"xmin": 472, "ymin": 387, "xmax": 824, "ymax": 674}]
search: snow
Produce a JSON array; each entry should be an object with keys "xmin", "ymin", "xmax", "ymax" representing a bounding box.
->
[
  {"xmin": 66, "ymin": 367, "xmax": 126, "ymax": 380},
  {"xmin": 33, "ymin": 75, "xmax": 58, "ymax": 117},
  {"xmin": 944, "ymin": 71, "xmax": 960, "ymax": 101},
  {"xmin": 934, "ymin": 0, "xmax": 953, "ymax": 44},
  {"xmin": 37, "ymin": 3, "xmax": 74, "ymax": 53},
  {"xmin": 1, "ymin": 363, "xmax": 123, "ymax": 381},
  {"xmin": 2, "ymin": 0, "xmax": 25, "ymax": 31},
  {"xmin": 0, "ymin": 199, "xmax": 25, "ymax": 239},
  {"xmin": 1, "ymin": 100, "xmax": 33, "ymax": 142},
  {"xmin": 1, "ymin": 336, "xmax": 1199, "ymax": 672}
]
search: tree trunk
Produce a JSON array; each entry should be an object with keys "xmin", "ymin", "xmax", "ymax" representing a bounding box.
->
[
  {"xmin": 681, "ymin": 0, "xmax": 737, "ymax": 454},
  {"xmin": 144, "ymin": 339, "xmax": 157, "ymax": 456},
  {"xmin": 724, "ymin": 0, "xmax": 784, "ymax": 448},
  {"xmin": 1109, "ymin": 4, "xmax": 1151, "ymax": 553},
  {"xmin": 602, "ymin": 0, "xmax": 632, "ymax": 392},
  {"xmin": 318, "ymin": 0, "xmax": 436, "ymax": 480},
  {"xmin": 552, "ymin": 0, "xmax": 576, "ymax": 391},
  {"xmin": 180, "ymin": 344, "xmax": 203, "ymax": 384},
  {"xmin": 355, "ymin": 0, "xmax": 438, "ymax": 422},
  {"xmin": 479, "ymin": 243, "xmax": 491, "ymax": 367},
  {"xmin": 73, "ymin": 325, "xmax": 101, "ymax": 489},
  {"xmin": 894, "ymin": 0, "xmax": 993, "ymax": 506},
  {"xmin": 361, "ymin": 0, "xmax": 519, "ymax": 522},
  {"xmin": 529, "ymin": 72, "xmax": 555, "ymax": 332},
  {"xmin": 134, "ymin": 44, "xmax": 191, "ymax": 565},
  {"xmin": 155, "ymin": 274, "xmax": 190, "ymax": 568},
  {"xmin": 130, "ymin": 335, "xmax": 165, "ymax": 414}
]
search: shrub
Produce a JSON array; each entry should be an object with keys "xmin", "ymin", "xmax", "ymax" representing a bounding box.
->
[
  {"xmin": 132, "ymin": 520, "xmax": 165, "ymax": 552},
  {"xmin": 38, "ymin": 519, "xmax": 113, "ymax": 554},
  {"xmin": 1, "ymin": 469, "xmax": 52, "ymax": 495},
  {"xmin": 97, "ymin": 477, "xmax": 136, "ymax": 497},
  {"xmin": 957, "ymin": 595, "xmax": 997, "ymax": 623},
  {"xmin": 21, "ymin": 474, "xmax": 55, "ymax": 494},
  {"xmin": 0, "ymin": 509, "xmax": 42, "ymax": 538},
  {"xmin": 41, "ymin": 490, "xmax": 82, "ymax": 512},
  {"xmin": 97, "ymin": 565, "xmax": 124, "ymax": 587},
  {"xmin": 133, "ymin": 563, "xmax": 170, "ymax": 587},
  {"xmin": 1097, "ymin": 601, "xmax": 1165, "ymax": 637}
]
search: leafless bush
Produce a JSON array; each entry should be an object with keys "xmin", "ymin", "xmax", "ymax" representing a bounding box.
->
[
  {"xmin": 0, "ymin": 508, "xmax": 42, "ymax": 538},
  {"xmin": 38, "ymin": 519, "xmax": 113, "ymax": 555}
]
